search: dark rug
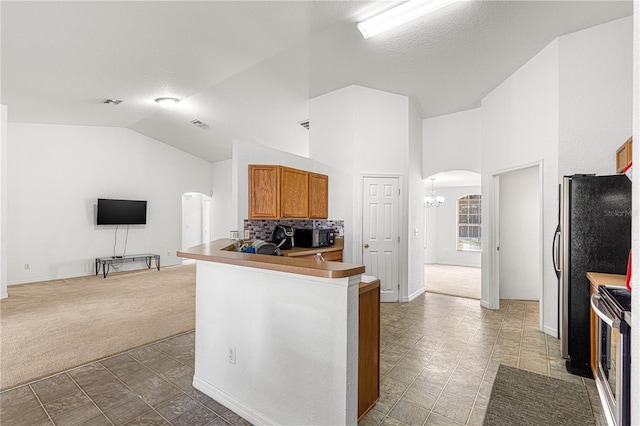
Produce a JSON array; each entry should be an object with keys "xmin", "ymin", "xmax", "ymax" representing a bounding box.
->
[{"xmin": 483, "ymin": 365, "xmax": 596, "ymax": 426}]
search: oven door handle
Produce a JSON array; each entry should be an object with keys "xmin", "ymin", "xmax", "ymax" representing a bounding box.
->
[{"xmin": 590, "ymin": 293, "xmax": 621, "ymax": 329}]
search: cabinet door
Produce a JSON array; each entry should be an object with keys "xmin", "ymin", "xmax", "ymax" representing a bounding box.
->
[
  {"xmin": 616, "ymin": 137, "xmax": 632, "ymax": 173},
  {"xmin": 309, "ymin": 173, "xmax": 329, "ymax": 219},
  {"xmin": 280, "ymin": 167, "xmax": 309, "ymax": 218},
  {"xmin": 249, "ymin": 165, "xmax": 279, "ymax": 219}
]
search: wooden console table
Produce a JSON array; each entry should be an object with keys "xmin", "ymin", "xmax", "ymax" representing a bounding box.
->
[{"xmin": 95, "ymin": 254, "xmax": 160, "ymax": 278}]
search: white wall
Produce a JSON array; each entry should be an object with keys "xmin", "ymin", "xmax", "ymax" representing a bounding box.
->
[
  {"xmin": 193, "ymin": 261, "xmax": 359, "ymax": 425},
  {"xmin": 309, "ymin": 85, "xmax": 424, "ymax": 301},
  {"xmin": 480, "ymin": 39, "xmax": 559, "ymax": 336},
  {"xmin": 211, "ymin": 159, "xmax": 234, "ymax": 240},
  {"xmin": 630, "ymin": 4, "xmax": 639, "ymax": 424},
  {"xmin": 1, "ymin": 105, "xmax": 7, "ymax": 298},
  {"xmin": 480, "ymin": 16, "xmax": 632, "ymax": 336},
  {"xmin": 423, "ymin": 108, "xmax": 481, "ymax": 177},
  {"xmin": 425, "ymin": 186, "xmax": 482, "ymax": 268},
  {"xmin": 559, "ymin": 16, "xmax": 633, "ymax": 177},
  {"xmin": 498, "ymin": 166, "xmax": 540, "ymax": 300},
  {"xmin": 7, "ymin": 124, "xmax": 213, "ymax": 284},
  {"xmin": 407, "ymin": 101, "xmax": 426, "ymax": 301}
]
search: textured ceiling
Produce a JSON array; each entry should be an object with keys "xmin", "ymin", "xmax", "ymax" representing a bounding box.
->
[{"xmin": 0, "ymin": 1, "xmax": 633, "ymax": 162}]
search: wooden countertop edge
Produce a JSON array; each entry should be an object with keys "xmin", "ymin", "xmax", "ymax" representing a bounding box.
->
[
  {"xmin": 359, "ymin": 279, "xmax": 380, "ymax": 294},
  {"xmin": 178, "ymin": 239, "xmax": 364, "ymax": 279},
  {"xmin": 586, "ymin": 272, "xmax": 627, "ymax": 287}
]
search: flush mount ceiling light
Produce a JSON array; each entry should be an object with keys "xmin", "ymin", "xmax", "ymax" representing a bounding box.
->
[
  {"xmin": 358, "ymin": 0, "xmax": 459, "ymax": 39},
  {"xmin": 154, "ymin": 97, "xmax": 180, "ymax": 108}
]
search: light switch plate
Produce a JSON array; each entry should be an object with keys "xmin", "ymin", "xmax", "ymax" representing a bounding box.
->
[{"xmin": 244, "ymin": 230, "xmax": 251, "ymax": 239}]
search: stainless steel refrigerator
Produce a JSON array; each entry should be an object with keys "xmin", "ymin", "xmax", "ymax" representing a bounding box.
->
[{"xmin": 554, "ymin": 174, "xmax": 631, "ymax": 378}]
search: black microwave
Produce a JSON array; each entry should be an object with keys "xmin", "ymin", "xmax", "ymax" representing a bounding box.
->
[{"xmin": 295, "ymin": 229, "xmax": 335, "ymax": 248}]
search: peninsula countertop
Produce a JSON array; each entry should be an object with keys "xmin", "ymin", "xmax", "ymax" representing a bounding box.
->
[{"xmin": 177, "ymin": 238, "xmax": 364, "ymax": 279}]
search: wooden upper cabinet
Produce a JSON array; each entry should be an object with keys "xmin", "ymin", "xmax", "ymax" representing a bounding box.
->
[
  {"xmin": 280, "ymin": 167, "xmax": 309, "ymax": 218},
  {"xmin": 616, "ymin": 137, "xmax": 632, "ymax": 174},
  {"xmin": 249, "ymin": 165, "xmax": 280, "ymax": 219},
  {"xmin": 248, "ymin": 165, "xmax": 328, "ymax": 220},
  {"xmin": 309, "ymin": 173, "xmax": 329, "ymax": 219}
]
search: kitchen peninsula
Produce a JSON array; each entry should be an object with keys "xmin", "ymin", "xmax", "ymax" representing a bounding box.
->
[{"xmin": 177, "ymin": 239, "xmax": 365, "ymax": 426}]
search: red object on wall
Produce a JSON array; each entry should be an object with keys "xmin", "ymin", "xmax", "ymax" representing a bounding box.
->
[{"xmin": 626, "ymin": 250, "xmax": 632, "ymax": 291}]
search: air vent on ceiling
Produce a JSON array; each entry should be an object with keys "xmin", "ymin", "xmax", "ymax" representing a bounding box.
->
[
  {"xmin": 190, "ymin": 119, "xmax": 208, "ymax": 128},
  {"xmin": 299, "ymin": 120, "xmax": 310, "ymax": 130},
  {"xmin": 102, "ymin": 98, "xmax": 123, "ymax": 105}
]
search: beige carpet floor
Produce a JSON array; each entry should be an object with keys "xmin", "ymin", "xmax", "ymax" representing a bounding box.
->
[
  {"xmin": 0, "ymin": 264, "xmax": 196, "ymax": 390},
  {"xmin": 425, "ymin": 264, "xmax": 481, "ymax": 299}
]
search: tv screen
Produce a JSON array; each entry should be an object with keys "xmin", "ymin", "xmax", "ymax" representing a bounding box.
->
[{"xmin": 97, "ymin": 199, "xmax": 147, "ymax": 225}]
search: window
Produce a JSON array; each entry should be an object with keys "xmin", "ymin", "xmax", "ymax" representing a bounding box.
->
[{"xmin": 457, "ymin": 194, "xmax": 481, "ymax": 251}]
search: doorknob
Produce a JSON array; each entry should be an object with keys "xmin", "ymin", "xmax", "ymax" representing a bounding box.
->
[{"xmin": 364, "ymin": 244, "xmax": 369, "ymax": 248}]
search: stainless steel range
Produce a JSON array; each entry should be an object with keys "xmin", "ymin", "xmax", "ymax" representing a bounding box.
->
[{"xmin": 590, "ymin": 285, "xmax": 631, "ymax": 426}]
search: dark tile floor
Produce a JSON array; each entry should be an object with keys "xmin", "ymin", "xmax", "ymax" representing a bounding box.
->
[
  {"xmin": 0, "ymin": 332, "xmax": 249, "ymax": 426},
  {"xmin": 359, "ymin": 294, "xmax": 601, "ymax": 426},
  {"xmin": 0, "ymin": 292, "xmax": 601, "ymax": 426}
]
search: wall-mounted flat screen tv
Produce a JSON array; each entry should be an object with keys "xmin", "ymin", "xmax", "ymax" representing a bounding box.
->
[{"xmin": 97, "ymin": 199, "xmax": 147, "ymax": 225}]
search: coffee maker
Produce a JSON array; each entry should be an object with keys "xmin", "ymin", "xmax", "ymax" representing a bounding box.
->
[{"xmin": 272, "ymin": 225, "xmax": 294, "ymax": 249}]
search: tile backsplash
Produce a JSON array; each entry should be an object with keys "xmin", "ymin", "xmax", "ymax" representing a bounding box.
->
[{"xmin": 243, "ymin": 219, "xmax": 344, "ymax": 242}]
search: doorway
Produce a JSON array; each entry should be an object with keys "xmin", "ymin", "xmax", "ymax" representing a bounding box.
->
[
  {"xmin": 489, "ymin": 163, "xmax": 543, "ymax": 321},
  {"xmin": 181, "ymin": 193, "xmax": 212, "ymax": 259},
  {"xmin": 423, "ymin": 170, "xmax": 482, "ymax": 299}
]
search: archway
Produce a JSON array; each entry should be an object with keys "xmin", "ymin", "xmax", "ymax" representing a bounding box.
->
[
  {"xmin": 423, "ymin": 170, "xmax": 481, "ymax": 299},
  {"xmin": 181, "ymin": 193, "xmax": 212, "ymax": 261}
]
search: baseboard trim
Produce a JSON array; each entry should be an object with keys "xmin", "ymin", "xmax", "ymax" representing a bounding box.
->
[
  {"xmin": 405, "ymin": 287, "xmax": 425, "ymax": 302},
  {"xmin": 426, "ymin": 261, "xmax": 481, "ymax": 268},
  {"xmin": 481, "ymin": 299, "xmax": 492, "ymax": 309},
  {"xmin": 543, "ymin": 325, "xmax": 558, "ymax": 338},
  {"xmin": 193, "ymin": 375, "xmax": 277, "ymax": 426}
]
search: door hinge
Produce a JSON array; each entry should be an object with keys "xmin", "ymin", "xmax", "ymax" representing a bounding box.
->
[
  {"xmin": 398, "ymin": 188, "xmax": 400, "ymax": 196},
  {"xmin": 398, "ymin": 236, "xmax": 400, "ymax": 243}
]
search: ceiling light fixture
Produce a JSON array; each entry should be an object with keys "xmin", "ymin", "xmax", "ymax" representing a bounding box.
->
[
  {"xmin": 358, "ymin": 0, "xmax": 459, "ymax": 39},
  {"xmin": 155, "ymin": 97, "xmax": 180, "ymax": 108},
  {"xmin": 424, "ymin": 178, "xmax": 445, "ymax": 208}
]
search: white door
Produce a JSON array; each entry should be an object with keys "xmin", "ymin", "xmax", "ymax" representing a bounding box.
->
[
  {"xmin": 498, "ymin": 166, "xmax": 540, "ymax": 300},
  {"xmin": 362, "ymin": 176, "xmax": 400, "ymax": 302}
]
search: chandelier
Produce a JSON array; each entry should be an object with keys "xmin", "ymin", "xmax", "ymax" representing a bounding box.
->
[{"xmin": 424, "ymin": 178, "xmax": 445, "ymax": 208}]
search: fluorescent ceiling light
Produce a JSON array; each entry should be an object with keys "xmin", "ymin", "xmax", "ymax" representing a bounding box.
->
[{"xmin": 358, "ymin": 0, "xmax": 459, "ymax": 39}]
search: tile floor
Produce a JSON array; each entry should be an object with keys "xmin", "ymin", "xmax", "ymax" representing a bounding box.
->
[{"xmin": 0, "ymin": 292, "xmax": 601, "ymax": 426}]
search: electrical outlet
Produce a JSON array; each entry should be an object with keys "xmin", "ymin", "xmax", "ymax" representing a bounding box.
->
[
  {"xmin": 228, "ymin": 347, "xmax": 236, "ymax": 365},
  {"xmin": 167, "ymin": 251, "xmax": 171, "ymax": 256},
  {"xmin": 24, "ymin": 263, "xmax": 30, "ymax": 270},
  {"xmin": 244, "ymin": 229, "xmax": 250, "ymax": 239},
  {"xmin": 338, "ymin": 228, "xmax": 344, "ymax": 237}
]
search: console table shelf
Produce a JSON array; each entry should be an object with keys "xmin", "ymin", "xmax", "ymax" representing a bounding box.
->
[{"xmin": 95, "ymin": 254, "xmax": 160, "ymax": 278}]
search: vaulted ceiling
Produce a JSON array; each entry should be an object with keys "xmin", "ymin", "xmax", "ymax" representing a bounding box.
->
[{"xmin": 1, "ymin": 1, "xmax": 632, "ymax": 162}]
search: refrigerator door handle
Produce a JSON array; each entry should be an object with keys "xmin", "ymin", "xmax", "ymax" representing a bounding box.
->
[{"xmin": 553, "ymin": 228, "xmax": 561, "ymax": 273}]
